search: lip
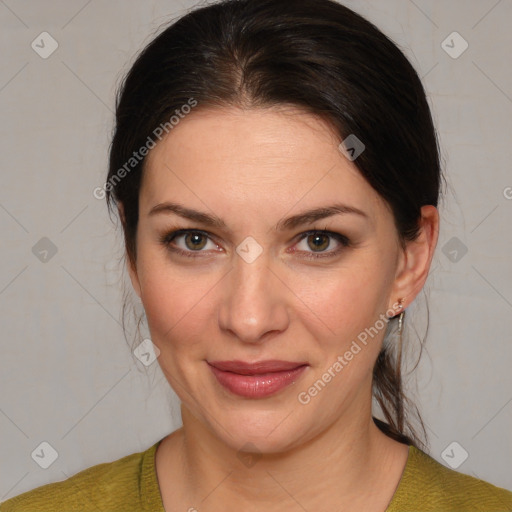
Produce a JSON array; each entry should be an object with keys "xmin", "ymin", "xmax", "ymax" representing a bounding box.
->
[{"xmin": 207, "ymin": 360, "xmax": 309, "ymax": 398}]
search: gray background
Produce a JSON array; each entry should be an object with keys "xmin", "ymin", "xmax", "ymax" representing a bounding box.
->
[{"xmin": 1, "ymin": 0, "xmax": 511, "ymax": 501}]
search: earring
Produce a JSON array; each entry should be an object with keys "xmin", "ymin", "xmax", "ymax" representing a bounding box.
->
[{"xmin": 397, "ymin": 297, "xmax": 405, "ymax": 335}]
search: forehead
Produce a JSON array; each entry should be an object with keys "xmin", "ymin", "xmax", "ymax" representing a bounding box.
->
[{"xmin": 140, "ymin": 106, "xmax": 385, "ymax": 223}]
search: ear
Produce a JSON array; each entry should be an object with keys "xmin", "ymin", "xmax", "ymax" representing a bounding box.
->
[
  {"xmin": 389, "ymin": 205, "xmax": 439, "ymax": 311},
  {"xmin": 118, "ymin": 202, "xmax": 142, "ymax": 299}
]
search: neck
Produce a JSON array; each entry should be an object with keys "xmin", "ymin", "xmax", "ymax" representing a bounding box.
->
[{"xmin": 168, "ymin": 397, "xmax": 408, "ymax": 511}]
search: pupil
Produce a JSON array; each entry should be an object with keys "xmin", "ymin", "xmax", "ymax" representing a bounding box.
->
[
  {"xmin": 186, "ymin": 233, "xmax": 206, "ymax": 250},
  {"xmin": 309, "ymin": 234, "xmax": 328, "ymax": 251}
]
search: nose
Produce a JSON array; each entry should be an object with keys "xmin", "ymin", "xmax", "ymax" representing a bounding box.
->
[{"xmin": 218, "ymin": 250, "xmax": 290, "ymax": 344}]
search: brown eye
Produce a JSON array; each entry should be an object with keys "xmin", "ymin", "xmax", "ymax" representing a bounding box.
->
[
  {"xmin": 306, "ymin": 233, "xmax": 330, "ymax": 252},
  {"xmin": 294, "ymin": 230, "xmax": 351, "ymax": 260},
  {"xmin": 184, "ymin": 232, "xmax": 208, "ymax": 251},
  {"xmin": 160, "ymin": 229, "xmax": 220, "ymax": 258}
]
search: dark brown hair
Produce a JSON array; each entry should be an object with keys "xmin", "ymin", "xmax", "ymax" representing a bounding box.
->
[{"xmin": 106, "ymin": 0, "xmax": 443, "ymax": 451}]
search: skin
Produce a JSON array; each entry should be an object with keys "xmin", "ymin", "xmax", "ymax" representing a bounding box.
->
[{"xmin": 122, "ymin": 106, "xmax": 439, "ymax": 512}]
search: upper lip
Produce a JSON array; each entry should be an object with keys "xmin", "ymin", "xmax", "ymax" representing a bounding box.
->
[{"xmin": 207, "ymin": 360, "xmax": 308, "ymax": 375}]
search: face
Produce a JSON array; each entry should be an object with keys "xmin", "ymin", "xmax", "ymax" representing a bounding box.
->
[{"xmin": 128, "ymin": 106, "xmax": 411, "ymax": 453}]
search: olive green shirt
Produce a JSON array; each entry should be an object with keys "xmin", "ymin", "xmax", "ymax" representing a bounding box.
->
[{"xmin": 1, "ymin": 439, "xmax": 511, "ymax": 511}]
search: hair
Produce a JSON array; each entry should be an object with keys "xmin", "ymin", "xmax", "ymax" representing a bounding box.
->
[{"xmin": 106, "ymin": 0, "xmax": 443, "ymax": 451}]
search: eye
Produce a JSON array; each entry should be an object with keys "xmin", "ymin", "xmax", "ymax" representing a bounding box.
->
[
  {"xmin": 160, "ymin": 228, "xmax": 351, "ymax": 260},
  {"xmin": 160, "ymin": 229, "xmax": 221, "ymax": 258},
  {"xmin": 293, "ymin": 230, "xmax": 350, "ymax": 259}
]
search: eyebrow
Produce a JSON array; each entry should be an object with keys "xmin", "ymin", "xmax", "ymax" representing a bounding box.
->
[{"xmin": 148, "ymin": 201, "xmax": 369, "ymax": 231}]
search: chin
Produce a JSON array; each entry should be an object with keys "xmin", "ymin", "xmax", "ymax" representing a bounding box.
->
[{"xmin": 210, "ymin": 407, "xmax": 311, "ymax": 455}]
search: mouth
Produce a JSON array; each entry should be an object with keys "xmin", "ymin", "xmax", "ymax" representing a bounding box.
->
[{"xmin": 207, "ymin": 360, "xmax": 309, "ymax": 398}]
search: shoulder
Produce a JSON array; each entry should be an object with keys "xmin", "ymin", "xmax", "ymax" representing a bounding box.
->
[
  {"xmin": 0, "ymin": 441, "xmax": 163, "ymax": 512},
  {"xmin": 387, "ymin": 445, "xmax": 512, "ymax": 511}
]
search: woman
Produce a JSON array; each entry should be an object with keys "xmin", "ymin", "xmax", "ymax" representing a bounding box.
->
[{"xmin": 2, "ymin": 0, "xmax": 511, "ymax": 510}]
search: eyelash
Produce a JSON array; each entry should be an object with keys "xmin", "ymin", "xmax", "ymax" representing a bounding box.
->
[{"xmin": 159, "ymin": 228, "xmax": 351, "ymax": 260}]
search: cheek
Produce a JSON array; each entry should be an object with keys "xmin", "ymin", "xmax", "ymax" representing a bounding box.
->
[
  {"xmin": 144, "ymin": 282, "xmax": 203, "ymax": 343},
  {"xmin": 137, "ymin": 252, "xmax": 220, "ymax": 352},
  {"xmin": 293, "ymin": 262, "xmax": 387, "ymax": 340}
]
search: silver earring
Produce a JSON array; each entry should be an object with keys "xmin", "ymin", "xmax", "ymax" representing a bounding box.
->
[
  {"xmin": 397, "ymin": 298, "xmax": 405, "ymax": 335},
  {"xmin": 398, "ymin": 310, "xmax": 404, "ymax": 335}
]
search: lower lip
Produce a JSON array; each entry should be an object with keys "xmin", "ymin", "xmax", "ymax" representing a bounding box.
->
[{"xmin": 209, "ymin": 364, "xmax": 308, "ymax": 398}]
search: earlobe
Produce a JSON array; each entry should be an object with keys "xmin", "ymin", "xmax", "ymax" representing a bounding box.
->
[{"xmin": 389, "ymin": 205, "xmax": 439, "ymax": 310}]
